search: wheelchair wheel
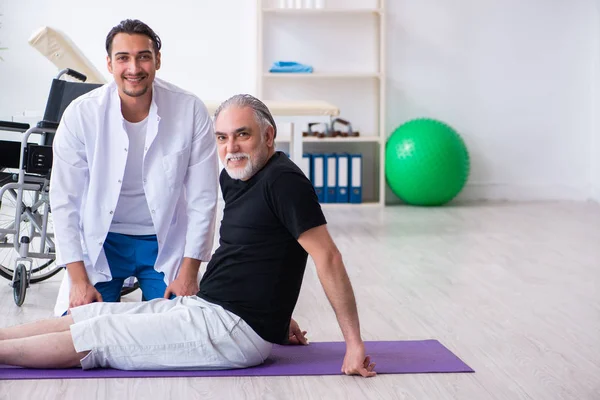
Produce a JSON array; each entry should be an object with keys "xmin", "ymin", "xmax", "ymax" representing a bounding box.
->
[
  {"xmin": 0, "ymin": 188, "xmax": 60, "ymax": 283},
  {"xmin": 13, "ymin": 263, "xmax": 28, "ymax": 306},
  {"xmin": 0, "ymin": 262, "xmax": 62, "ymax": 283}
]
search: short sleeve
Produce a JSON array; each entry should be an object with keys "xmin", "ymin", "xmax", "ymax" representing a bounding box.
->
[{"xmin": 266, "ymin": 171, "xmax": 327, "ymax": 239}]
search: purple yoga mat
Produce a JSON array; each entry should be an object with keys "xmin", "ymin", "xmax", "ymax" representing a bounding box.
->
[{"xmin": 0, "ymin": 340, "xmax": 473, "ymax": 380}]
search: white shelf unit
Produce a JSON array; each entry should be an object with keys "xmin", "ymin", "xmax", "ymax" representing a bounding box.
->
[{"xmin": 257, "ymin": 0, "xmax": 386, "ymax": 206}]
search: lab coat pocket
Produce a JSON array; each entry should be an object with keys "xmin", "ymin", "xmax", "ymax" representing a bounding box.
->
[{"xmin": 162, "ymin": 147, "xmax": 190, "ymax": 189}]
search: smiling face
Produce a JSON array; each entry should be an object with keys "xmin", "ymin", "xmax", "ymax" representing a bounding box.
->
[
  {"xmin": 214, "ymin": 105, "xmax": 275, "ymax": 181},
  {"xmin": 106, "ymin": 33, "xmax": 161, "ymax": 100}
]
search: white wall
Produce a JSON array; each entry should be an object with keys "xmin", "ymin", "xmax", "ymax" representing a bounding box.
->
[
  {"xmin": 387, "ymin": 0, "xmax": 598, "ymax": 203},
  {"xmin": 0, "ymin": 0, "xmax": 257, "ymax": 123},
  {"xmin": 1, "ymin": 0, "xmax": 599, "ymax": 203}
]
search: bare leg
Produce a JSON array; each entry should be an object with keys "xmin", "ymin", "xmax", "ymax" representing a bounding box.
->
[
  {"xmin": 0, "ymin": 331, "xmax": 88, "ymax": 368},
  {"xmin": 0, "ymin": 315, "xmax": 74, "ymax": 340}
]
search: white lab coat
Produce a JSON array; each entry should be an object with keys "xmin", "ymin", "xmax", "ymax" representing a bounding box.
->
[{"xmin": 50, "ymin": 78, "xmax": 218, "ymax": 316}]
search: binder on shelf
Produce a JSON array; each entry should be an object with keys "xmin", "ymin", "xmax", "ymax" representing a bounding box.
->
[
  {"xmin": 311, "ymin": 153, "xmax": 325, "ymax": 203},
  {"xmin": 300, "ymin": 153, "xmax": 312, "ymax": 181},
  {"xmin": 349, "ymin": 153, "xmax": 362, "ymax": 203},
  {"xmin": 324, "ymin": 153, "xmax": 337, "ymax": 203},
  {"xmin": 336, "ymin": 153, "xmax": 350, "ymax": 203}
]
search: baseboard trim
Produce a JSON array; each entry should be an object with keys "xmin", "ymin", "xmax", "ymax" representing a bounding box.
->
[{"xmin": 385, "ymin": 182, "xmax": 593, "ymax": 204}]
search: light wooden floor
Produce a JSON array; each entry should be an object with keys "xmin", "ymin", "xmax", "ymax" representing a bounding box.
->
[{"xmin": 1, "ymin": 201, "xmax": 599, "ymax": 399}]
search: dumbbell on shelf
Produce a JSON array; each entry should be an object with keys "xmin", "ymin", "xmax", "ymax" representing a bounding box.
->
[
  {"xmin": 330, "ymin": 118, "xmax": 359, "ymax": 137},
  {"xmin": 302, "ymin": 122, "xmax": 331, "ymax": 138},
  {"xmin": 302, "ymin": 118, "xmax": 360, "ymax": 138}
]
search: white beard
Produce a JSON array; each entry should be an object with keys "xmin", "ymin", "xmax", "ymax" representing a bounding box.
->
[
  {"xmin": 224, "ymin": 152, "xmax": 255, "ymax": 180},
  {"xmin": 224, "ymin": 133, "xmax": 270, "ymax": 180}
]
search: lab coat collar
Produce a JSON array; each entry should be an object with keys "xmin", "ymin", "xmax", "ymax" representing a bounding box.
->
[{"xmin": 109, "ymin": 81, "xmax": 162, "ymax": 153}]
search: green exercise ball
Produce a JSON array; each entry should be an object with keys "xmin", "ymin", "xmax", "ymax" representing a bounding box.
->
[{"xmin": 385, "ymin": 118, "xmax": 470, "ymax": 206}]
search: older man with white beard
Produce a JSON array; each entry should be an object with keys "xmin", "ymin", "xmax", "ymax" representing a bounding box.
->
[{"xmin": 0, "ymin": 94, "xmax": 376, "ymax": 378}]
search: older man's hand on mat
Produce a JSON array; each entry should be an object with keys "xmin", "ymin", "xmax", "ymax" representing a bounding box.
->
[
  {"xmin": 287, "ymin": 318, "xmax": 308, "ymax": 345},
  {"xmin": 342, "ymin": 342, "xmax": 377, "ymax": 377},
  {"xmin": 163, "ymin": 274, "xmax": 199, "ymax": 298},
  {"xmin": 164, "ymin": 258, "xmax": 201, "ymax": 298},
  {"xmin": 69, "ymin": 281, "xmax": 103, "ymax": 308}
]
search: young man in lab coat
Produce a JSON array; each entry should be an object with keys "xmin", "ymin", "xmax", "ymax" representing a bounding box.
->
[
  {"xmin": 50, "ymin": 19, "xmax": 219, "ymax": 315},
  {"xmin": 0, "ymin": 94, "xmax": 375, "ymax": 378}
]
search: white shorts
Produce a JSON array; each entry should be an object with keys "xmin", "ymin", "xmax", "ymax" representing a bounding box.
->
[{"xmin": 69, "ymin": 296, "xmax": 272, "ymax": 370}]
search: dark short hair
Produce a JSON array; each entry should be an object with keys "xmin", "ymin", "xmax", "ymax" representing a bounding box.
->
[{"xmin": 105, "ymin": 19, "xmax": 162, "ymax": 56}]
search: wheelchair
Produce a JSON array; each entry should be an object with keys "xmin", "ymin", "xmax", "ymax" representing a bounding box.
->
[{"xmin": 0, "ymin": 68, "xmax": 138, "ymax": 306}]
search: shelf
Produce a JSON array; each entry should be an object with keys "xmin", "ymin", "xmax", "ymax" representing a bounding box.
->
[
  {"xmin": 275, "ymin": 136, "xmax": 381, "ymax": 143},
  {"xmin": 319, "ymin": 201, "xmax": 382, "ymax": 208},
  {"xmin": 264, "ymin": 72, "xmax": 380, "ymax": 79},
  {"xmin": 263, "ymin": 8, "xmax": 383, "ymax": 15},
  {"xmin": 302, "ymin": 136, "xmax": 381, "ymax": 143}
]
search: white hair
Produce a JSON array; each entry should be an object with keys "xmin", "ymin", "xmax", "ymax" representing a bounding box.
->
[{"xmin": 214, "ymin": 94, "xmax": 277, "ymax": 138}]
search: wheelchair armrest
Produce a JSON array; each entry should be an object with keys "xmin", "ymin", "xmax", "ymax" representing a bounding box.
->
[
  {"xmin": 36, "ymin": 120, "xmax": 59, "ymax": 130},
  {"xmin": 0, "ymin": 120, "xmax": 30, "ymax": 133}
]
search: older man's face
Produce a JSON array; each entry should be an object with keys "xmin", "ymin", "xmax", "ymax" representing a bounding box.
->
[{"xmin": 214, "ymin": 106, "xmax": 273, "ymax": 181}]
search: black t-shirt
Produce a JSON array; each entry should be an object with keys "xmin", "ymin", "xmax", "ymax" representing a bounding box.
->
[{"xmin": 197, "ymin": 152, "xmax": 327, "ymax": 344}]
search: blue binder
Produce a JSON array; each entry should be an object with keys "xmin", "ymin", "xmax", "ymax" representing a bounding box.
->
[
  {"xmin": 311, "ymin": 153, "xmax": 325, "ymax": 203},
  {"xmin": 324, "ymin": 153, "xmax": 337, "ymax": 203},
  {"xmin": 336, "ymin": 153, "xmax": 350, "ymax": 203},
  {"xmin": 349, "ymin": 154, "xmax": 362, "ymax": 203}
]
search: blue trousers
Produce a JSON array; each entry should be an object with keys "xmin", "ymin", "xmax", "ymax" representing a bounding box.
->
[{"xmin": 96, "ymin": 232, "xmax": 167, "ymax": 302}]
